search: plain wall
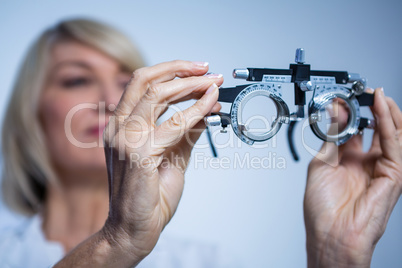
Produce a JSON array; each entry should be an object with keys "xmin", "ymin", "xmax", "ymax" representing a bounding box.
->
[{"xmin": 0, "ymin": 0, "xmax": 401, "ymax": 267}]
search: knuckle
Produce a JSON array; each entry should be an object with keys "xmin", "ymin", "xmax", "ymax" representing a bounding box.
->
[
  {"xmin": 132, "ymin": 68, "xmax": 143, "ymax": 78},
  {"xmin": 193, "ymin": 99, "xmax": 207, "ymax": 114},
  {"xmin": 143, "ymin": 85, "xmax": 161, "ymax": 102},
  {"xmin": 168, "ymin": 112, "xmax": 184, "ymax": 128},
  {"xmin": 170, "ymin": 59, "xmax": 184, "ymax": 67},
  {"xmin": 192, "ymin": 105, "xmax": 203, "ymax": 116},
  {"xmin": 169, "ymin": 60, "xmax": 191, "ymax": 74},
  {"xmin": 132, "ymin": 67, "xmax": 148, "ymax": 83},
  {"xmin": 186, "ymin": 106, "xmax": 204, "ymax": 125}
]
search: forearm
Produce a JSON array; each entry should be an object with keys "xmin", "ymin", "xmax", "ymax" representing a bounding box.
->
[{"xmin": 54, "ymin": 226, "xmax": 146, "ymax": 268}]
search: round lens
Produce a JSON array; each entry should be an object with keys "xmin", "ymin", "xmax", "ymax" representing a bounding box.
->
[
  {"xmin": 315, "ymin": 97, "xmax": 351, "ymax": 137},
  {"xmin": 240, "ymin": 95, "xmax": 278, "ymax": 137}
]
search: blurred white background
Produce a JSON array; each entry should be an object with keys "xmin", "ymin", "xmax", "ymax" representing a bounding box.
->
[{"xmin": 0, "ymin": 0, "xmax": 401, "ymax": 267}]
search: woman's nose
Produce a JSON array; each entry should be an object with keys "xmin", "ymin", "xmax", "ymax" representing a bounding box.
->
[{"xmin": 98, "ymin": 82, "xmax": 122, "ymax": 113}]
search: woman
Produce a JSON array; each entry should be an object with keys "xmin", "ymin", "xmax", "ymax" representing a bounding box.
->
[
  {"xmin": 0, "ymin": 18, "xmax": 401, "ymax": 267},
  {"xmin": 0, "ymin": 18, "xmax": 225, "ymax": 267}
]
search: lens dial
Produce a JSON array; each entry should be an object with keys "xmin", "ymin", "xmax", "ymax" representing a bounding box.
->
[
  {"xmin": 308, "ymin": 85, "xmax": 361, "ymax": 145},
  {"xmin": 230, "ymin": 83, "xmax": 289, "ymax": 145}
]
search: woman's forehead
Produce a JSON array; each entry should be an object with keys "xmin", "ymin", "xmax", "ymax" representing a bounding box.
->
[{"xmin": 50, "ymin": 41, "xmax": 121, "ymax": 72}]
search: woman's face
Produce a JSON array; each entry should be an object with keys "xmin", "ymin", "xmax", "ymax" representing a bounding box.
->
[{"xmin": 40, "ymin": 40, "xmax": 131, "ymax": 180}]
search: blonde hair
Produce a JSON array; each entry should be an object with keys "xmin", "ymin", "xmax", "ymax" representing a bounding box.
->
[{"xmin": 1, "ymin": 18, "xmax": 145, "ymax": 215}]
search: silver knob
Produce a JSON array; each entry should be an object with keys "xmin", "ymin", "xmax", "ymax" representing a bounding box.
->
[
  {"xmin": 204, "ymin": 115, "xmax": 221, "ymax": 127},
  {"xmin": 366, "ymin": 119, "xmax": 376, "ymax": 129},
  {"xmin": 352, "ymin": 80, "xmax": 366, "ymax": 95},
  {"xmin": 348, "ymin": 73, "xmax": 361, "ymax": 82},
  {"xmin": 295, "ymin": 48, "xmax": 305, "ymax": 64},
  {"xmin": 299, "ymin": 81, "xmax": 315, "ymax": 91},
  {"xmin": 233, "ymin": 68, "xmax": 249, "ymax": 79}
]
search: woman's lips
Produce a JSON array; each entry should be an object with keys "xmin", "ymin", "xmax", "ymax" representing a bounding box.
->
[{"xmin": 87, "ymin": 125, "xmax": 106, "ymax": 137}]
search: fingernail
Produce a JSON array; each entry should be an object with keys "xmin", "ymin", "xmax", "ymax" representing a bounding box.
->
[
  {"xmin": 377, "ymin": 87, "xmax": 384, "ymax": 96},
  {"xmin": 205, "ymin": 83, "xmax": 218, "ymax": 94},
  {"xmin": 205, "ymin": 73, "xmax": 223, "ymax": 79},
  {"xmin": 193, "ymin": 61, "xmax": 209, "ymax": 67}
]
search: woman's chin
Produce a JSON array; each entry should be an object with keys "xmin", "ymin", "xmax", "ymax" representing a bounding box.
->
[{"xmin": 56, "ymin": 147, "xmax": 108, "ymax": 176}]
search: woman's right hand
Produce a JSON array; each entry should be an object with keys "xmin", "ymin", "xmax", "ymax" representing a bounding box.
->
[
  {"xmin": 55, "ymin": 60, "xmax": 223, "ymax": 267},
  {"xmin": 304, "ymin": 89, "xmax": 402, "ymax": 267},
  {"xmin": 101, "ymin": 60, "xmax": 223, "ymax": 265}
]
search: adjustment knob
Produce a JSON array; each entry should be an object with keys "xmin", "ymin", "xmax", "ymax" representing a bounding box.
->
[
  {"xmin": 352, "ymin": 80, "xmax": 366, "ymax": 95},
  {"xmin": 233, "ymin": 69, "xmax": 249, "ymax": 79},
  {"xmin": 204, "ymin": 114, "xmax": 221, "ymax": 127},
  {"xmin": 347, "ymin": 73, "xmax": 361, "ymax": 82},
  {"xmin": 295, "ymin": 48, "xmax": 305, "ymax": 64}
]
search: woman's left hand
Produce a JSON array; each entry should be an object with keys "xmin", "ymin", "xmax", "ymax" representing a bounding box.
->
[{"xmin": 55, "ymin": 60, "xmax": 223, "ymax": 267}]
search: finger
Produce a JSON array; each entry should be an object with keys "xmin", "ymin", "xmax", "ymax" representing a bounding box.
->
[
  {"xmin": 166, "ymin": 120, "xmax": 207, "ymax": 168},
  {"xmin": 115, "ymin": 60, "xmax": 209, "ymax": 117},
  {"xmin": 371, "ymin": 88, "xmax": 399, "ymax": 160},
  {"xmin": 159, "ymin": 96, "xmax": 223, "ymax": 121},
  {"xmin": 185, "ymin": 101, "xmax": 222, "ymax": 142},
  {"xmin": 164, "ymin": 102, "xmax": 223, "ymax": 172},
  {"xmin": 327, "ymin": 99, "xmax": 362, "ymax": 152},
  {"xmin": 369, "ymin": 128, "xmax": 381, "ymax": 154},
  {"xmin": 210, "ymin": 102, "xmax": 222, "ymax": 114},
  {"xmin": 368, "ymin": 92, "xmax": 401, "ymax": 154},
  {"xmin": 170, "ymin": 102, "xmax": 222, "ymax": 151},
  {"xmin": 149, "ymin": 75, "xmax": 223, "ymax": 105},
  {"xmin": 309, "ymin": 141, "xmax": 343, "ymax": 169},
  {"xmin": 385, "ymin": 97, "xmax": 402, "ymax": 131},
  {"xmin": 367, "ymin": 88, "xmax": 381, "ymax": 152},
  {"xmin": 130, "ymin": 75, "xmax": 223, "ymax": 123},
  {"xmin": 169, "ymin": 77, "xmax": 224, "ymax": 105},
  {"xmin": 340, "ymin": 133, "xmax": 363, "ymax": 155},
  {"xmin": 176, "ymin": 101, "xmax": 223, "ymax": 159},
  {"xmin": 155, "ymin": 84, "xmax": 219, "ymax": 149},
  {"xmin": 364, "ymin": 93, "xmax": 402, "ymax": 219}
]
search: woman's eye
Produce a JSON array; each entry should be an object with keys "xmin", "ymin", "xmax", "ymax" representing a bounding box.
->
[{"xmin": 61, "ymin": 77, "xmax": 92, "ymax": 88}]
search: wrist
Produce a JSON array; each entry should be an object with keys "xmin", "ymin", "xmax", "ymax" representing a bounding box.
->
[
  {"xmin": 306, "ymin": 233, "xmax": 373, "ymax": 268},
  {"xmin": 101, "ymin": 221, "xmax": 152, "ymax": 263},
  {"xmin": 54, "ymin": 225, "xmax": 147, "ymax": 267}
]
